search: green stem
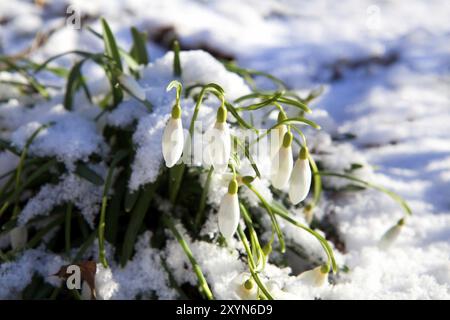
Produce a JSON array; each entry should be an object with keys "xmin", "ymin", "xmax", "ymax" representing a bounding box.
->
[
  {"xmin": 237, "ymin": 226, "xmax": 273, "ymax": 300},
  {"xmin": 194, "ymin": 166, "xmax": 214, "ymax": 230},
  {"xmin": 270, "ymin": 203, "xmax": 337, "ymax": 273},
  {"xmin": 240, "ymin": 203, "xmax": 264, "ymax": 268},
  {"xmin": 162, "ymin": 215, "xmax": 214, "ymax": 300},
  {"xmin": 99, "ymin": 150, "xmax": 128, "ymax": 267},
  {"xmin": 308, "ymin": 154, "xmax": 322, "ymax": 208},
  {"xmin": 318, "ymin": 171, "xmax": 412, "ymax": 216},
  {"xmin": 244, "ymin": 183, "xmax": 285, "ymax": 253}
]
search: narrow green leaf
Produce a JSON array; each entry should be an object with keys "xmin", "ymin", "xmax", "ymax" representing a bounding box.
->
[
  {"xmin": 64, "ymin": 59, "xmax": 86, "ymax": 110},
  {"xmin": 317, "ymin": 171, "xmax": 412, "ymax": 216},
  {"xmin": 271, "ymin": 201, "xmax": 338, "ymax": 273},
  {"xmin": 124, "ymin": 189, "xmax": 140, "ymax": 213},
  {"xmin": 172, "ymin": 39, "xmax": 181, "ymax": 77},
  {"xmin": 130, "ymin": 27, "xmax": 149, "ymax": 65},
  {"xmin": 194, "ymin": 166, "xmax": 214, "ymax": 230},
  {"xmin": 120, "ymin": 181, "xmax": 158, "ymax": 266},
  {"xmin": 98, "ymin": 150, "xmax": 129, "ymax": 267},
  {"xmin": 101, "ymin": 18, "xmax": 123, "ymax": 71},
  {"xmin": 74, "ymin": 163, "xmax": 104, "ymax": 186}
]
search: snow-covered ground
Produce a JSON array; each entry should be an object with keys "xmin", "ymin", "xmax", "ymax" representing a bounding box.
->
[{"xmin": 0, "ymin": 0, "xmax": 449, "ymax": 299}]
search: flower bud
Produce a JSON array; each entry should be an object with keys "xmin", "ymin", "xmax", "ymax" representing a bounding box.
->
[
  {"xmin": 378, "ymin": 218, "xmax": 404, "ymax": 250},
  {"xmin": 297, "ymin": 265, "xmax": 329, "ymax": 287},
  {"xmin": 218, "ymin": 178, "xmax": 240, "ymax": 240},
  {"xmin": 162, "ymin": 109, "xmax": 184, "ymax": 167},
  {"xmin": 289, "ymin": 146, "xmax": 311, "ymax": 204},
  {"xmin": 271, "ymin": 132, "xmax": 293, "ymax": 189}
]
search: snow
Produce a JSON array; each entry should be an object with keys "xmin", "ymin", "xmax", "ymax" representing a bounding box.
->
[
  {"xmin": 0, "ymin": 0, "xmax": 449, "ymax": 300},
  {"xmin": 19, "ymin": 171, "xmax": 104, "ymax": 228}
]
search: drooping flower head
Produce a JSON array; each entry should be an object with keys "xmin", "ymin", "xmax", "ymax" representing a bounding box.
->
[
  {"xmin": 289, "ymin": 145, "xmax": 312, "ymax": 205},
  {"xmin": 218, "ymin": 177, "xmax": 240, "ymax": 241},
  {"xmin": 271, "ymin": 131, "xmax": 293, "ymax": 189},
  {"xmin": 205, "ymin": 105, "xmax": 231, "ymax": 172},
  {"xmin": 162, "ymin": 81, "xmax": 184, "ymax": 168}
]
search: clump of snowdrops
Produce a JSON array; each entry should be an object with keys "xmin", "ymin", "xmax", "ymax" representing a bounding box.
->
[{"xmin": 0, "ymin": 19, "xmax": 411, "ymax": 300}]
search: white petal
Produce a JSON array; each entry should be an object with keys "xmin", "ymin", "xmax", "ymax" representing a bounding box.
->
[
  {"xmin": 10, "ymin": 226, "xmax": 27, "ymax": 250},
  {"xmin": 162, "ymin": 118, "xmax": 184, "ymax": 168},
  {"xmin": 270, "ymin": 125, "xmax": 287, "ymax": 158},
  {"xmin": 206, "ymin": 122, "xmax": 231, "ymax": 172},
  {"xmin": 218, "ymin": 193, "xmax": 240, "ymax": 241},
  {"xmin": 378, "ymin": 224, "xmax": 403, "ymax": 250},
  {"xmin": 232, "ymin": 272, "xmax": 258, "ymax": 300},
  {"xmin": 297, "ymin": 266, "xmax": 328, "ymax": 287},
  {"xmin": 289, "ymin": 158, "xmax": 312, "ymax": 204},
  {"xmin": 271, "ymin": 146, "xmax": 293, "ymax": 189},
  {"xmin": 118, "ymin": 74, "xmax": 146, "ymax": 101}
]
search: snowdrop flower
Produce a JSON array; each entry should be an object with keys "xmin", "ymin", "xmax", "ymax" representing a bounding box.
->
[
  {"xmin": 270, "ymin": 111, "xmax": 288, "ymax": 158},
  {"xmin": 118, "ymin": 74, "xmax": 146, "ymax": 100},
  {"xmin": 231, "ymin": 272, "xmax": 258, "ymax": 300},
  {"xmin": 289, "ymin": 146, "xmax": 312, "ymax": 205},
  {"xmin": 378, "ymin": 218, "xmax": 404, "ymax": 250},
  {"xmin": 271, "ymin": 131, "xmax": 293, "ymax": 189},
  {"xmin": 162, "ymin": 100, "xmax": 184, "ymax": 168},
  {"xmin": 218, "ymin": 177, "xmax": 240, "ymax": 241},
  {"xmin": 10, "ymin": 226, "xmax": 27, "ymax": 250},
  {"xmin": 205, "ymin": 106, "xmax": 231, "ymax": 172},
  {"xmin": 297, "ymin": 265, "xmax": 329, "ymax": 287}
]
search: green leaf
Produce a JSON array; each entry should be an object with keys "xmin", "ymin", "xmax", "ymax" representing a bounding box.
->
[
  {"xmin": 169, "ymin": 164, "xmax": 185, "ymax": 203},
  {"xmin": 64, "ymin": 59, "xmax": 86, "ymax": 110},
  {"xmin": 194, "ymin": 166, "xmax": 214, "ymax": 230},
  {"xmin": 271, "ymin": 201, "xmax": 338, "ymax": 273},
  {"xmin": 172, "ymin": 40, "xmax": 181, "ymax": 77},
  {"xmin": 317, "ymin": 171, "xmax": 412, "ymax": 216},
  {"xmin": 276, "ymin": 96, "xmax": 311, "ymax": 113},
  {"xmin": 75, "ymin": 163, "xmax": 104, "ymax": 186},
  {"xmin": 130, "ymin": 27, "xmax": 149, "ymax": 65},
  {"xmin": 270, "ymin": 117, "xmax": 321, "ymax": 130},
  {"xmin": 98, "ymin": 149, "xmax": 129, "ymax": 267},
  {"xmin": 235, "ymin": 92, "xmax": 283, "ymax": 111},
  {"xmin": 120, "ymin": 181, "xmax": 158, "ymax": 266},
  {"xmin": 124, "ymin": 189, "xmax": 140, "ymax": 213},
  {"xmin": 101, "ymin": 18, "xmax": 123, "ymax": 71}
]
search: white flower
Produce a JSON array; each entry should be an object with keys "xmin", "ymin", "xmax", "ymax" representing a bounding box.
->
[
  {"xmin": 218, "ymin": 178, "xmax": 240, "ymax": 241},
  {"xmin": 118, "ymin": 74, "xmax": 146, "ymax": 101},
  {"xmin": 231, "ymin": 272, "xmax": 258, "ymax": 300},
  {"xmin": 271, "ymin": 132, "xmax": 293, "ymax": 189},
  {"xmin": 162, "ymin": 107, "xmax": 184, "ymax": 168},
  {"xmin": 289, "ymin": 146, "xmax": 312, "ymax": 204},
  {"xmin": 378, "ymin": 218, "xmax": 404, "ymax": 250},
  {"xmin": 270, "ymin": 111, "xmax": 288, "ymax": 158},
  {"xmin": 297, "ymin": 265, "xmax": 329, "ymax": 287},
  {"xmin": 205, "ymin": 107, "xmax": 231, "ymax": 172},
  {"xmin": 9, "ymin": 226, "xmax": 27, "ymax": 250}
]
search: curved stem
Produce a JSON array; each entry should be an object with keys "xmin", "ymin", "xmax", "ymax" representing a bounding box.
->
[
  {"xmin": 237, "ymin": 225, "xmax": 273, "ymax": 300},
  {"xmin": 163, "ymin": 215, "xmax": 214, "ymax": 300},
  {"xmin": 271, "ymin": 202, "xmax": 337, "ymax": 273},
  {"xmin": 194, "ymin": 166, "xmax": 214, "ymax": 230},
  {"xmin": 318, "ymin": 171, "xmax": 412, "ymax": 217},
  {"xmin": 244, "ymin": 182, "xmax": 285, "ymax": 253}
]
